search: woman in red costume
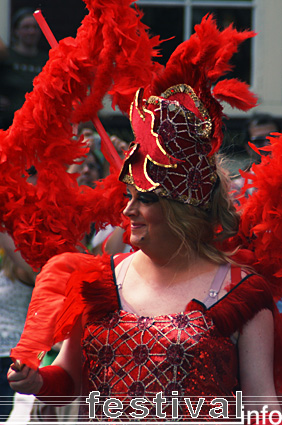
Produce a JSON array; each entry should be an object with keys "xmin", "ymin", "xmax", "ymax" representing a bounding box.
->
[
  {"xmin": 7, "ymin": 87, "xmax": 281, "ymax": 422},
  {"xmin": 4, "ymin": 6, "xmax": 282, "ymax": 423}
]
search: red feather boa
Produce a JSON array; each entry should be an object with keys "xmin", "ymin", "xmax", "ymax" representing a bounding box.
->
[
  {"xmin": 0, "ymin": 0, "xmax": 161, "ymax": 269},
  {"xmin": 230, "ymin": 133, "xmax": 282, "ymax": 300}
]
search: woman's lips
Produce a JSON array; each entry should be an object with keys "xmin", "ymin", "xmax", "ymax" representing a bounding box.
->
[{"xmin": 131, "ymin": 223, "xmax": 144, "ymax": 229}]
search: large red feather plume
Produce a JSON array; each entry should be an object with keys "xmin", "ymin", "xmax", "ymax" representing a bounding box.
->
[
  {"xmin": 231, "ymin": 133, "xmax": 282, "ymax": 300},
  {"xmin": 0, "ymin": 0, "xmax": 161, "ymax": 269},
  {"xmin": 147, "ymin": 14, "xmax": 257, "ymax": 154}
]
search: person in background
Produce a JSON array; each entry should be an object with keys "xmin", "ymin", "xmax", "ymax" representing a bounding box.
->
[
  {"xmin": 102, "ymin": 134, "xmax": 129, "ymax": 177},
  {"xmin": 245, "ymin": 113, "xmax": 281, "ymax": 165},
  {"xmin": 0, "ymin": 37, "xmax": 7, "ymax": 59},
  {"xmin": 68, "ymin": 140, "xmax": 130, "ymax": 255},
  {"xmin": 68, "ymin": 148, "xmax": 104, "ymax": 189},
  {"xmin": 72, "ymin": 123, "xmax": 130, "ymax": 255},
  {"xmin": 90, "ymin": 134, "xmax": 130, "ymax": 255},
  {"xmin": 0, "ymin": 8, "xmax": 48, "ymax": 129},
  {"xmin": 0, "ymin": 233, "xmax": 36, "ymax": 421},
  {"xmin": 75, "ymin": 121, "xmax": 130, "ymax": 179},
  {"xmin": 231, "ymin": 113, "xmax": 281, "ymax": 198},
  {"xmin": 76, "ymin": 121, "xmax": 102, "ymax": 152},
  {"xmin": 68, "ymin": 145, "xmax": 104, "ymax": 252}
]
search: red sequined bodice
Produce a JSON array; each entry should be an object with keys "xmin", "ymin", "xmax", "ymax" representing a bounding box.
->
[
  {"xmin": 75, "ymin": 254, "xmax": 272, "ymax": 422},
  {"xmin": 81, "ymin": 302, "xmax": 238, "ymax": 421}
]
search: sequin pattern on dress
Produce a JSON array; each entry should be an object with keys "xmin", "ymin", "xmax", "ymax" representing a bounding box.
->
[{"xmin": 81, "ymin": 307, "xmax": 238, "ymax": 422}]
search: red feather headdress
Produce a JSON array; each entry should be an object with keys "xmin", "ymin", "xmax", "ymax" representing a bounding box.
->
[{"xmin": 118, "ymin": 14, "xmax": 257, "ymax": 207}]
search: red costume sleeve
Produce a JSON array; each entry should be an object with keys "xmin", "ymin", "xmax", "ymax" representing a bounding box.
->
[{"xmin": 36, "ymin": 366, "xmax": 75, "ymax": 406}]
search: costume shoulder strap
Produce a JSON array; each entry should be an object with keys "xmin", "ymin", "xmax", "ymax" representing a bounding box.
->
[
  {"xmin": 113, "ymin": 252, "xmax": 134, "ymax": 267},
  {"xmin": 202, "ymin": 264, "xmax": 230, "ymax": 308}
]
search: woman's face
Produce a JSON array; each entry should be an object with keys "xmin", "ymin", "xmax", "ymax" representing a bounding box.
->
[{"xmin": 123, "ymin": 186, "xmax": 179, "ymax": 253}]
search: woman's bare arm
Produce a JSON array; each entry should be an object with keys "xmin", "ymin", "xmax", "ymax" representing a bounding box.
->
[
  {"xmin": 52, "ymin": 316, "xmax": 83, "ymax": 395},
  {"xmin": 238, "ymin": 308, "xmax": 280, "ymax": 413}
]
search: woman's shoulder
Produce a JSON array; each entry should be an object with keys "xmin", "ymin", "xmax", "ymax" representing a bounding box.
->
[{"xmin": 209, "ymin": 269, "xmax": 274, "ymax": 336}]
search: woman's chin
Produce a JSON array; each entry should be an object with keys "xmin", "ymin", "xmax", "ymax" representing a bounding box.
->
[{"xmin": 130, "ymin": 235, "xmax": 145, "ymax": 248}]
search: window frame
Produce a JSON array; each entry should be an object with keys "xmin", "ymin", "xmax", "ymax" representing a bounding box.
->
[{"xmin": 137, "ymin": 0, "xmax": 254, "ymax": 41}]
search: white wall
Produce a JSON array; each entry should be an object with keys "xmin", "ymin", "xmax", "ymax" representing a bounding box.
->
[
  {"xmin": 0, "ymin": 0, "xmax": 11, "ymax": 45},
  {"xmin": 252, "ymin": 0, "xmax": 282, "ymax": 116},
  {"xmin": 224, "ymin": 0, "xmax": 282, "ymax": 118}
]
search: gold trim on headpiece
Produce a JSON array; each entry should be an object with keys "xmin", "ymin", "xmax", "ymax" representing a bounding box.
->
[
  {"xmin": 130, "ymin": 88, "xmax": 145, "ymax": 121},
  {"xmin": 147, "ymin": 84, "xmax": 212, "ymax": 139},
  {"xmin": 129, "ymin": 88, "xmax": 177, "ymax": 167},
  {"xmin": 128, "ymin": 163, "xmax": 159, "ymax": 192},
  {"xmin": 142, "ymin": 106, "xmax": 177, "ymax": 162}
]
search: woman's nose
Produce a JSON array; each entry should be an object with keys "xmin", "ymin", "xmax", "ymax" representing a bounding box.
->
[{"xmin": 123, "ymin": 199, "xmax": 138, "ymax": 217}]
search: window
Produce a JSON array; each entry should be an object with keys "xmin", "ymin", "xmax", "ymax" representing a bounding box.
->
[{"xmin": 138, "ymin": 0, "xmax": 254, "ymax": 83}]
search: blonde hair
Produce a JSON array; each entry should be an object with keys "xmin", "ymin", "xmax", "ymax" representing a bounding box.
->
[
  {"xmin": 159, "ymin": 163, "xmax": 240, "ymax": 265},
  {"xmin": 2, "ymin": 253, "xmax": 18, "ymax": 281}
]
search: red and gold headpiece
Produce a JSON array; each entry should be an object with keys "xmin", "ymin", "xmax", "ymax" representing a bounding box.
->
[
  {"xmin": 119, "ymin": 14, "xmax": 258, "ymax": 208},
  {"xmin": 120, "ymin": 84, "xmax": 216, "ymax": 208}
]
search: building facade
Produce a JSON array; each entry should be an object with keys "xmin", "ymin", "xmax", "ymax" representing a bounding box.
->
[{"xmin": 0, "ymin": 0, "xmax": 281, "ymax": 118}]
